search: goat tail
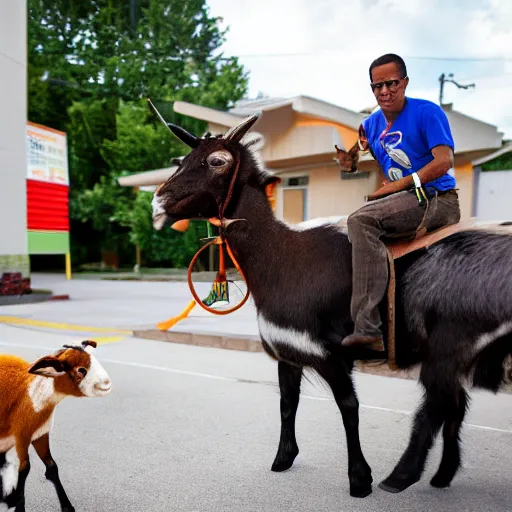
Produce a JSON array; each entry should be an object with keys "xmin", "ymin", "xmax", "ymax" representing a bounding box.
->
[{"xmin": 470, "ymin": 332, "xmax": 512, "ymax": 393}]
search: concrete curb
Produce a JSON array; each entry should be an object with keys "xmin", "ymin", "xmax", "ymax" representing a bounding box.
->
[
  {"xmin": 0, "ymin": 293, "xmax": 70, "ymax": 306},
  {"xmin": 132, "ymin": 329, "xmax": 264, "ymax": 353}
]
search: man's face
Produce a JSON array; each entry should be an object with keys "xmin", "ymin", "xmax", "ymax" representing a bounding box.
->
[{"xmin": 370, "ymin": 62, "xmax": 408, "ymax": 116}]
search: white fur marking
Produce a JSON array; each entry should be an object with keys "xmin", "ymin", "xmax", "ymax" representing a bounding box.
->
[
  {"xmin": 258, "ymin": 315, "xmax": 327, "ymax": 358},
  {"xmin": 31, "ymin": 414, "xmax": 54, "ymax": 442},
  {"xmin": 0, "ymin": 437, "xmax": 15, "ymax": 453},
  {"xmin": 1, "ymin": 448, "xmax": 19, "ymax": 497},
  {"xmin": 78, "ymin": 355, "xmax": 112, "ymax": 397},
  {"xmin": 474, "ymin": 321, "xmax": 512, "ymax": 354},
  {"xmin": 151, "ymin": 193, "xmax": 166, "ymax": 217},
  {"xmin": 288, "ymin": 216, "xmax": 348, "ymax": 232},
  {"xmin": 28, "ymin": 376, "xmax": 55, "ymax": 413}
]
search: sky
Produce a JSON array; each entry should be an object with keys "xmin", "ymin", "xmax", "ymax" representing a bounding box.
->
[{"xmin": 206, "ymin": 0, "xmax": 512, "ymax": 139}]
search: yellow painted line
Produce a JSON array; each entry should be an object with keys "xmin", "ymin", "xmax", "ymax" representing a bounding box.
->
[
  {"xmin": 0, "ymin": 316, "xmax": 131, "ymax": 334},
  {"xmin": 89, "ymin": 336, "xmax": 125, "ymax": 344}
]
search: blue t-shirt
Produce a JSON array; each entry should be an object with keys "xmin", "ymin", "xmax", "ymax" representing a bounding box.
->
[{"xmin": 361, "ymin": 97, "xmax": 456, "ymax": 191}]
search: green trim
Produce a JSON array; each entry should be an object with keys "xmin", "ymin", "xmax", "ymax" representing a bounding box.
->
[
  {"xmin": 28, "ymin": 231, "xmax": 70, "ymax": 255},
  {"xmin": 0, "ymin": 254, "xmax": 30, "ymax": 277}
]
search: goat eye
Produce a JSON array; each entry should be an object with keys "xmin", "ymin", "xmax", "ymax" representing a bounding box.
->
[
  {"xmin": 77, "ymin": 367, "xmax": 88, "ymax": 377},
  {"xmin": 209, "ymin": 157, "xmax": 225, "ymax": 167}
]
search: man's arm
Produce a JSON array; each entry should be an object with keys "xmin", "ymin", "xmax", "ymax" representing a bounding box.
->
[
  {"xmin": 367, "ymin": 145, "xmax": 454, "ymax": 200},
  {"xmin": 377, "ymin": 166, "xmax": 388, "ymax": 187}
]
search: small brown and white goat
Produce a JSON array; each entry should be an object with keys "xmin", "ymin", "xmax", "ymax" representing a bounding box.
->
[{"xmin": 0, "ymin": 340, "xmax": 111, "ymax": 511}]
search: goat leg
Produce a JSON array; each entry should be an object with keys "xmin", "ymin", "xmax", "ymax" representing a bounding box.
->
[
  {"xmin": 316, "ymin": 360, "xmax": 373, "ymax": 498},
  {"xmin": 271, "ymin": 361, "xmax": 302, "ymax": 472},
  {"xmin": 4, "ymin": 440, "xmax": 31, "ymax": 512},
  {"xmin": 430, "ymin": 388, "xmax": 469, "ymax": 488},
  {"xmin": 32, "ymin": 433, "xmax": 75, "ymax": 512}
]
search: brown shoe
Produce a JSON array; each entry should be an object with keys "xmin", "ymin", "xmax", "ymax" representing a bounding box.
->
[{"xmin": 342, "ymin": 333, "xmax": 385, "ymax": 351}]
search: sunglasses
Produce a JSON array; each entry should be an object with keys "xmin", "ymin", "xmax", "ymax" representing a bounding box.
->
[{"xmin": 370, "ymin": 78, "xmax": 406, "ymax": 92}]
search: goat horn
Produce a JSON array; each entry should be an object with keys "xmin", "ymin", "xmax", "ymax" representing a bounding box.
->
[
  {"xmin": 224, "ymin": 112, "xmax": 261, "ymax": 143},
  {"xmin": 166, "ymin": 123, "xmax": 200, "ymax": 148},
  {"xmin": 147, "ymin": 98, "xmax": 199, "ymax": 148}
]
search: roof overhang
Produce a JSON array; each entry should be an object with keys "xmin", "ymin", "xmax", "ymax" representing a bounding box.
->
[
  {"xmin": 173, "ymin": 101, "xmax": 242, "ymax": 128},
  {"xmin": 472, "ymin": 143, "xmax": 512, "ymax": 166},
  {"xmin": 175, "ymin": 96, "xmax": 366, "ymax": 132},
  {"xmin": 266, "ymin": 151, "xmax": 377, "ymax": 172}
]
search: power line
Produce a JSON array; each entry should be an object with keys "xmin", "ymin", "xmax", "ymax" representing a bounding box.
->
[
  {"xmin": 30, "ymin": 47, "xmax": 512, "ymax": 63},
  {"xmin": 407, "ymin": 56, "xmax": 512, "ymax": 62},
  {"xmin": 228, "ymin": 52, "xmax": 512, "ymax": 62},
  {"xmin": 455, "ymin": 72, "xmax": 512, "ymax": 82}
]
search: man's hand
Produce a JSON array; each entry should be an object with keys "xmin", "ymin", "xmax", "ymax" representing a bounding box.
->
[
  {"xmin": 367, "ymin": 177, "xmax": 411, "ymax": 200},
  {"xmin": 367, "ymin": 145, "xmax": 454, "ymax": 201}
]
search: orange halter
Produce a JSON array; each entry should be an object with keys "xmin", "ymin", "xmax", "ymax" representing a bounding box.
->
[{"xmin": 186, "ymin": 159, "xmax": 278, "ymax": 315}]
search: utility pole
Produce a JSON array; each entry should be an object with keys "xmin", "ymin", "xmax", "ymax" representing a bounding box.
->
[{"xmin": 439, "ymin": 73, "xmax": 475, "ymax": 105}]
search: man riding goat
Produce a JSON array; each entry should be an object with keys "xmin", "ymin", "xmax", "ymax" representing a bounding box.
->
[{"xmin": 337, "ymin": 53, "xmax": 461, "ymax": 350}]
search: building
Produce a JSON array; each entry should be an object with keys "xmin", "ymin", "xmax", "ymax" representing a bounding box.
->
[
  {"xmin": 119, "ymin": 95, "xmax": 504, "ymax": 223},
  {"xmin": 0, "ymin": 2, "xmax": 72, "ymax": 290},
  {"xmin": 0, "ymin": 1, "xmax": 29, "ymax": 282},
  {"xmin": 472, "ymin": 144, "xmax": 512, "ymax": 221}
]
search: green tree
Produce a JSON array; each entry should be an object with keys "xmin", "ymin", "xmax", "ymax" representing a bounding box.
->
[{"xmin": 27, "ymin": 0, "xmax": 249, "ymax": 269}]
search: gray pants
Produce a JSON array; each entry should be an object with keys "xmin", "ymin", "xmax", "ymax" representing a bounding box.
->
[{"xmin": 347, "ymin": 189, "xmax": 461, "ymax": 336}]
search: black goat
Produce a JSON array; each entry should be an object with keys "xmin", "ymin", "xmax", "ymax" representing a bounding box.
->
[{"xmin": 151, "ymin": 112, "xmax": 512, "ymax": 498}]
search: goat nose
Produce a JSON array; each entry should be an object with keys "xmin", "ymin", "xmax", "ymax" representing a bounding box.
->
[{"xmin": 95, "ymin": 377, "xmax": 112, "ymax": 391}]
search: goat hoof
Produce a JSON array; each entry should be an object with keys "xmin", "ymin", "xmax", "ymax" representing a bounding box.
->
[
  {"xmin": 6, "ymin": 495, "xmax": 23, "ymax": 510},
  {"xmin": 271, "ymin": 446, "xmax": 298, "ymax": 472},
  {"xmin": 350, "ymin": 483, "xmax": 372, "ymax": 498},
  {"xmin": 378, "ymin": 474, "xmax": 420, "ymax": 493},
  {"xmin": 271, "ymin": 458, "xmax": 296, "ymax": 472},
  {"xmin": 430, "ymin": 474, "xmax": 452, "ymax": 489},
  {"xmin": 12, "ymin": 497, "xmax": 25, "ymax": 512},
  {"xmin": 62, "ymin": 507, "xmax": 76, "ymax": 512}
]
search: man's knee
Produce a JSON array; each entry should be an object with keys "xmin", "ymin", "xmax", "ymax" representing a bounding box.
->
[{"xmin": 347, "ymin": 209, "xmax": 378, "ymax": 231}]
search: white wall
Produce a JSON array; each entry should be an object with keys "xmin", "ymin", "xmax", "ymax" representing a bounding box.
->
[
  {"xmin": 475, "ymin": 169, "xmax": 512, "ymax": 221},
  {"xmin": 0, "ymin": 0, "xmax": 28, "ymax": 263}
]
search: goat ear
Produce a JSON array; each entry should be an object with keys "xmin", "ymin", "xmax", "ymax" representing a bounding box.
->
[
  {"xmin": 348, "ymin": 142, "xmax": 360, "ymax": 157},
  {"xmin": 242, "ymin": 131, "xmax": 265, "ymax": 153},
  {"xmin": 224, "ymin": 112, "xmax": 261, "ymax": 143},
  {"xmin": 147, "ymin": 98, "xmax": 199, "ymax": 148},
  {"xmin": 258, "ymin": 171, "xmax": 281, "ymax": 189},
  {"xmin": 171, "ymin": 219, "xmax": 190, "ymax": 232},
  {"xmin": 28, "ymin": 356, "xmax": 66, "ymax": 378},
  {"xmin": 264, "ymin": 175, "xmax": 281, "ymax": 187},
  {"xmin": 82, "ymin": 340, "xmax": 97, "ymax": 353}
]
